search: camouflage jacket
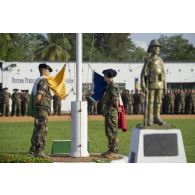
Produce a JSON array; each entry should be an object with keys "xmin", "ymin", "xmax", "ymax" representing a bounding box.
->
[
  {"xmin": 11, "ymin": 92, "xmax": 21, "ymax": 103},
  {"xmin": 1, "ymin": 92, "xmax": 11, "ymax": 103},
  {"xmin": 36, "ymin": 78, "xmax": 52, "ymax": 115},
  {"xmin": 102, "ymin": 82, "xmax": 119, "ymax": 116}
]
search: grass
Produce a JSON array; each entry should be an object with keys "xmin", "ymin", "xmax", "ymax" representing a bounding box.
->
[{"xmin": 0, "ymin": 119, "xmax": 195, "ymax": 162}]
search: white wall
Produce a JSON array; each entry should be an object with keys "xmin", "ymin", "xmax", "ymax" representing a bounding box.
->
[{"xmin": 1, "ymin": 61, "xmax": 195, "ymax": 111}]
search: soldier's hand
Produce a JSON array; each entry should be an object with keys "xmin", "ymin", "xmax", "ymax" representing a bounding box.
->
[
  {"xmin": 36, "ymin": 94, "xmax": 42, "ymax": 103},
  {"xmin": 118, "ymin": 107, "xmax": 122, "ymax": 113}
]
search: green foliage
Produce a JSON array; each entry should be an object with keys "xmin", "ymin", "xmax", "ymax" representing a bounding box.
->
[
  {"xmin": 0, "ymin": 153, "xmax": 52, "ymax": 163},
  {"xmin": 158, "ymin": 34, "xmax": 195, "ymax": 62},
  {"xmin": 1, "ymin": 33, "xmax": 195, "ymax": 62}
]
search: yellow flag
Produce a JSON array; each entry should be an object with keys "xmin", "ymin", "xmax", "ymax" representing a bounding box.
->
[{"xmin": 46, "ymin": 65, "xmax": 67, "ymax": 99}]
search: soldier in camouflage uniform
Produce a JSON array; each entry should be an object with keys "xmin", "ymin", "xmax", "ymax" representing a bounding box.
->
[
  {"xmin": 178, "ymin": 89, "xmax": 186, "ymax": 114},
  {"xmin": 121, "ymin": 89, "xmax": 129, "ymax": 114},
  {"xmin": 21, "ymin": 90, "xmax": 30, "ymax": 116},
  {"xmin": 53, "ymin": 95, "xmax": 62, "ymax": 116},
  {"xmin": 167, "ymin": 90, "xmax": 175, "ymax": 114},
  {"xmin": 1, "ymin": 87, "xmax": 11, "ymax": 116},
  {"xmin": 192, "ymin": 91, "xmax": 195, "ymax": 114},
  {"xmin": 162, "ymin": 91, "xmax": 169, "ymax": 114},
  {"xmin": 11, "ymin": 89, "xmax": 21, "ymax": 116},
  {"xmin": 29, "ymin": 63, "xmax": 52, "ymax": 158},
  {"xmin": 128, "ymin": 90, "xmax": 134, "ymax": 115},
  {"xmin": 186, "ymin": 90, "xmax": 194, "ymax": 114},
  {"xmin": 20, "ymin": 90, "xmax": 25, "ymax": 116},
  {"xmin": 97, "ymin": 94, "xmax": 105, "ymax": 115},
  {"xmin": 133, "ymin": 89, "xmax": 140, "ymax": 114},
  {"xmin": 174, "ymin": 89, "xmax": 179, "ymax": 114},
  {"xmin": 101, "ymin": 69, "xmax": 120, "ymax": 159}
]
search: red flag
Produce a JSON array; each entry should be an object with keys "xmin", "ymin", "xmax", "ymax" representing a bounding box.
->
[{"xmin": 118, "ymin": 94, "xmax": 128, "ymax": 132}]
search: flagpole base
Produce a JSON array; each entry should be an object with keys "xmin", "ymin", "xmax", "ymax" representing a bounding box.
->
[{"xmin": 70, "ymin": 101, "xmax": 89, "ymax": 157}]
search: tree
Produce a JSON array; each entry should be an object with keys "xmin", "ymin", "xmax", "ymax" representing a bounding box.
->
[
  {"xmin": 0, "ymin": 33, "xmax": 23, "ymax": 61},
  {"xmin": 158, "ymin": 34, "xmax": 195, "ymax": 62},
  {"xmin": 35, "ymin": 34, "xmax": 71, "ymax": 62}
]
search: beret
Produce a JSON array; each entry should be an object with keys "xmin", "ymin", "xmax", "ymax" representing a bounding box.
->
[
  {"xmin": 2, "ymin": 87, "xmax": 8, "ymax": 90},
  {"xmin": 13, "ymin": 89, "xmax": 19, "ymax": 91},
  {"xmin": 102, "ymin": 69, "xmax": 117, "ymax": 78},
  {"xmin": 39, "ymin": 63, "xmax": 53, "ymax": 72}
]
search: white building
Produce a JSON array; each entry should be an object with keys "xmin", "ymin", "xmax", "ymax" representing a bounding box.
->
[{"xmin": 0, "ymin": 61, "xmax": 195, "ymax": 112}]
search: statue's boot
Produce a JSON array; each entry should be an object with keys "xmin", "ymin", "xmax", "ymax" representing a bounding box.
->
[{"xmin": 154, "ymin": 104, "xmax": 166, "ymax": 125}]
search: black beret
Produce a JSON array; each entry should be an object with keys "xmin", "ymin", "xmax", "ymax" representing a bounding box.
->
[
  {"xmin": 13, "ymin": 89, "xmax": 19, "ymax": 91},
  {"xmin": 39, "ymin": 63, "xmax": 53, "ymax": 72},
  {"xmin": 3, "ymin": 87, "xmax": 8, "ymax": 90},
  {"xmin": 102, "ymin": 69, "xmax": 117, "ymax": 78},
  {"xmin": 25, "ymin": 90, "xmax": 29, "ymax": 92}
]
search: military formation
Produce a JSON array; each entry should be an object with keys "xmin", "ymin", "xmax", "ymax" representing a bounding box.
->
[
  {"xmin": 162, "ymin": 89, "xmax": 195, "ymax": 114},
  {"xmin": 0, "ymin": 88, "xmax": 62, "ymax": 116},
  {"xmin": 81, "ymin": 88, "xmax": 195, "ymax": 116},
  {"xmin": 0, "ymin": 88, "xmax": 30, "ymax": 116}
]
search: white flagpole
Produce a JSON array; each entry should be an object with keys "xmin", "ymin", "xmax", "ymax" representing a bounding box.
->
[{"xmin": 70, "ymin": 33, "xmax": 89, "ymax": 157}]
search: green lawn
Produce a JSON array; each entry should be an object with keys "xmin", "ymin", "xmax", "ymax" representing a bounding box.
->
[{"xmin": 0, "ymin": 119, "xmax": 195, "ymax": 162}]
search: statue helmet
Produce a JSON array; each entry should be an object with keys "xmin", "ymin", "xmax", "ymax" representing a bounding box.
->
[{"xmin": 147, "ymin": 39, "xmax": 161, "ymax": 53}]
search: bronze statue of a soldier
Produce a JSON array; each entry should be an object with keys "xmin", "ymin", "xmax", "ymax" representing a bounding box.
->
[{"xmin": 141, "ymin": 40, "xmax": 167, "ymax": 126}]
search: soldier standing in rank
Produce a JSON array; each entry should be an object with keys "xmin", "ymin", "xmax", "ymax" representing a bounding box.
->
[
  {"xmin": 21, "ymin": 90, "xmax": 30, "ymax": 116},
  {"xmin": 86, "ymin": 90, "xmax": 92, "ymax": 115},
  {"xmin": 174, "ymin": 89, "xmax": 179, "ymax": 114},
  {"xmin": 167, "ymin": 90, "xmax": 175, "ymax": 114},
  {"xmin": 20, "ymin": 90, "xmax": 25, "ymax": 116},
  {"xmin": 133, "ymin": 89, "xmax": 140, "ymax": 114},
  {"xmin": 162, "ymin": 91, "xmax": 169, "ymax": 114},
  {"xmin": 53, "ymin": 95, "xmax": 62, "ymax": 116},
  {"xmin": 101, "ymin": 69, "xmax": 121, "ymax": 159},
  {"xmin": 128, "ymin": 90, "xmax": 134, "ymax": 115},
  {"xmin": 11, "ymin": 89, "xmax": 21, "ymax": 116},
  {"xmin": 192, "ymin": 90, "xmax": 195, "ymax": 114},
  {"xmin": 141, "ymin": 40, "xmax": 167, "ymax": 126},
  {"xmin": 0, "ymin": 89, "xmax": 2, "ymax": 115},
  {"xmin": 121, "ymin": 89, "xmax": 129, "ymax": 114},
  {"xmin": 29, "ymin": 63, "xmax": 53, "ymax": 158},
  {"xmin": 186, "ymin": 89, "xmax": 194, "ymax": 114},
  {"xmin": 1, "ymin": 88, "xmax": 11, "ymax": 116},
  {"xmin": 178, "ymin": 89, "xmax": 186, "ymax": 114}
]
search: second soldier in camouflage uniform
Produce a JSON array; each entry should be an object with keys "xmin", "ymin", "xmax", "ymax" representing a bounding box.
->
[
  {"xmin": 1, "ymin": 87, "xmax": 11, "ymax": 116},
  {"xmin": 11, "ymin": 89, "xmax": 21, "ymax": 116},
  {"xmin": 53, "ymin": 95, "xmax": 62, "ymax": 115},
  {"xmin": 178, "ymin": 89, "xmax": 186, "ymax": 114},
  {"xmin": 101, "ymin": 69, "xmax": 120, "ymax": 159},
  {"xmin": 29, "ymin": 63, "xmax": 52, "ymax": 158}
]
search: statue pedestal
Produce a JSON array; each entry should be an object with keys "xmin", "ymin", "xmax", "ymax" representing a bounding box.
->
[{"xmin": 128, "ymin": 127, "xmax": 187, "ymax": 163}]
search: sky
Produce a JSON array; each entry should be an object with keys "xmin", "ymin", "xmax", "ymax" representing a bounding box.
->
[{"xmin": 131, "ymin": 33, "xmax": 195, "ymax": 50}]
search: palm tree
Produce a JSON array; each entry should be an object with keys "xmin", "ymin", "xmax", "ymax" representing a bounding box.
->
[{"xmin": 35, "ymin": 34, "xmax": 71, "ymax": 62}]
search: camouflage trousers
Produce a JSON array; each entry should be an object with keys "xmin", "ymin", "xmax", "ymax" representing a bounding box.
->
[
  {"xmin": 30, "ymin": 114, "xmax": 48, "ymax": 153},
  {"xmin": 53, "ymin": 102, "xmax": 61, "ymax": 115},
  {"xmin": 2, "ymin": 102, "xmax": 10, "ymax": 116},
  {"xmin": 11, "ymin": 102, "xmax": 21, "ymax": 116},
  {"xmin": 104, "ymin": 110, "xmax": 119, "ymax": 153}
]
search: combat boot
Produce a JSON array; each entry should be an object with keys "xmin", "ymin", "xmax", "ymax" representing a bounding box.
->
[
  {"xmin": 101, "ymin": 150, "xmax": 111, "ymax": 158},
  {"xmin": 154, "ymin": 104, "xmax": 166, "ymax": 125},
  {"xmin": 33, "ymin": 151, "xmax": 50, "ymax": 159}
]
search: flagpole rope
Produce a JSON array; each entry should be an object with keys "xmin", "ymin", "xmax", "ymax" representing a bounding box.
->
[
  {"xmin": 84, "ymin": 34, "xmax": 95, "ymax": 94},
  {"xmin": 63, "ymin": 33, "xmax": 75, "ymax": 96}
]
